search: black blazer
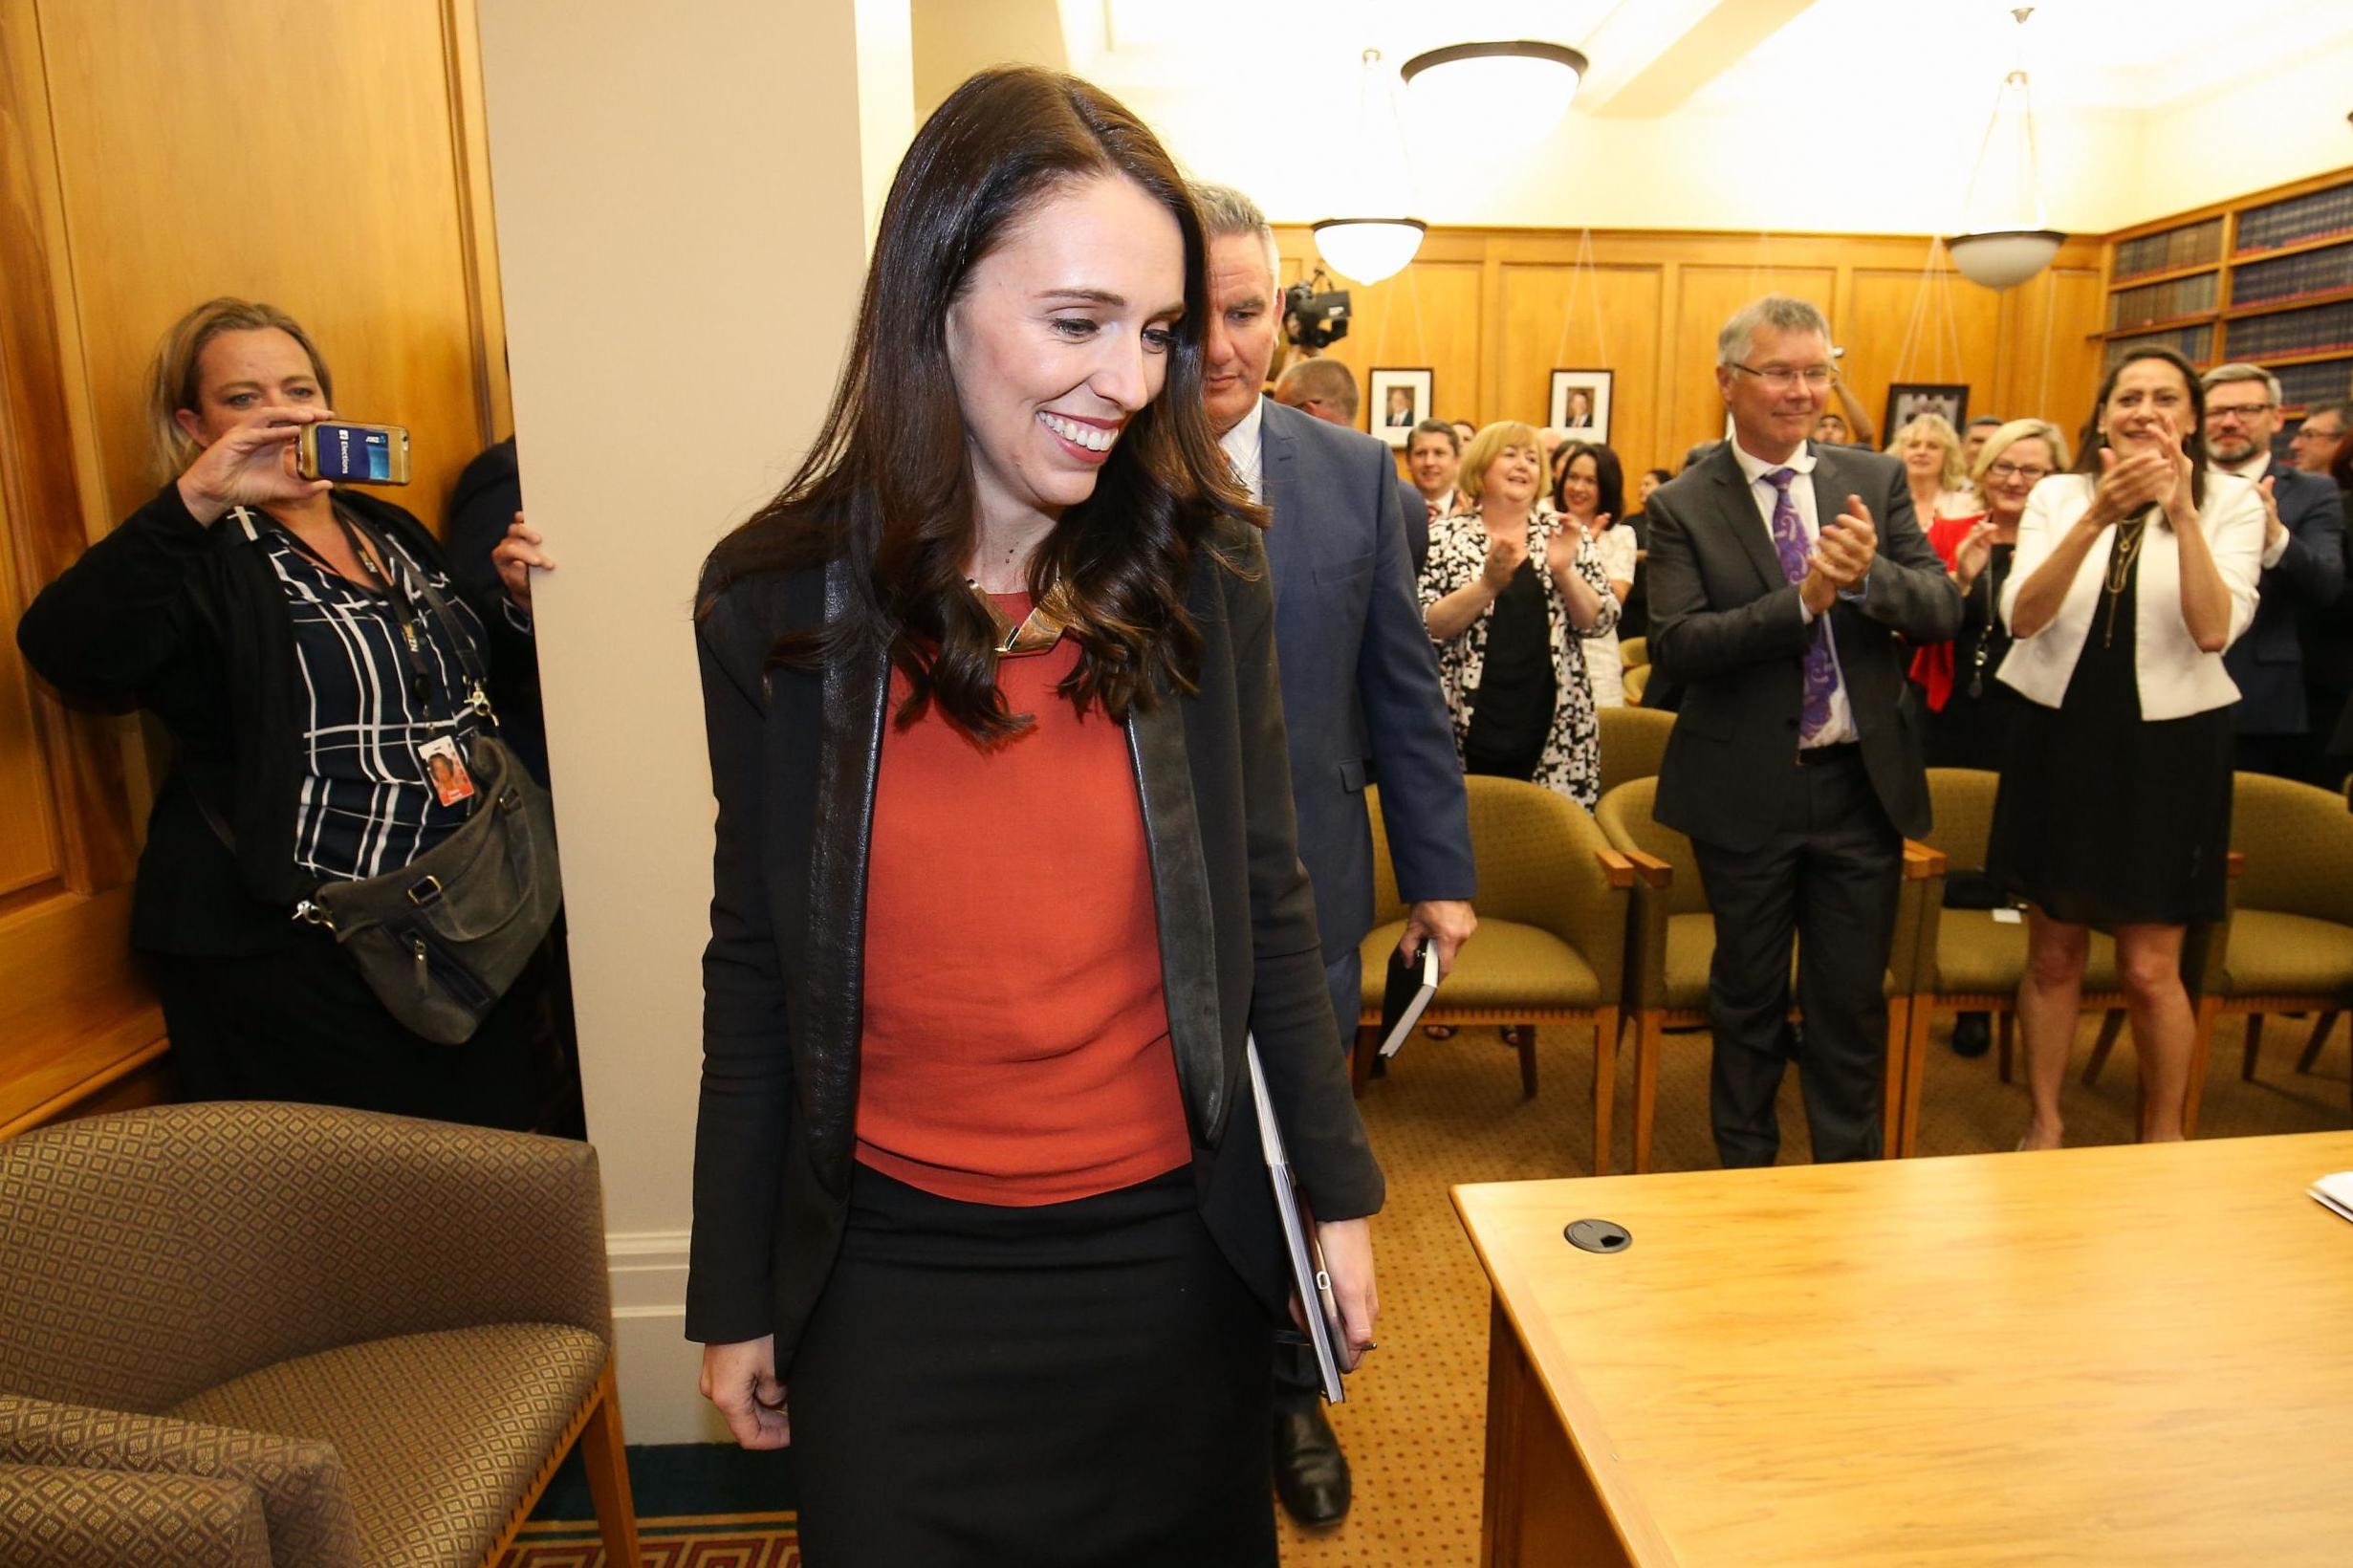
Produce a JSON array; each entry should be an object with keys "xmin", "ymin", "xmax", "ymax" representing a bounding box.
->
[
  {"xmin": 15, "ymin": 483, "xmax": 532, "ymax": 955},
  {"xmin": 686, "ymin": 519, "xmax": 1383, "ymax": 1366},
  {"xmin": 1644, "ymin": 442, "xmax": 1963, "ymax": 849}
]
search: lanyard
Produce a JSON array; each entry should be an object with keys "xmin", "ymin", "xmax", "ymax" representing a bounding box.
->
[{"xmin": 276, "ymin": 506, "xmax": 496, "ymax": 729}]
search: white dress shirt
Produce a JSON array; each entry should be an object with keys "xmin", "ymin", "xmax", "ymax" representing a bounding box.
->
[
  {"xmin": 1728, "ymin": 438, "xmax": 1859, "ymax": 746},
  {"xmin": 1217, "ymin": 396, "xmax": 1267, "ymax": 504}
]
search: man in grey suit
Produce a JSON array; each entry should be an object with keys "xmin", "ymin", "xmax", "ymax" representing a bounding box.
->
[
  {"xmin": 1192, "ymin": 182, "xmax": 1476, "ymax": 1529},
  {"xmin": 1645, "ymin": 295, "xmax": 1962, "ymax": 1168}
]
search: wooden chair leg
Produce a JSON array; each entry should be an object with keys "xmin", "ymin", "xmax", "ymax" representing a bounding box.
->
[
  {"xmin": 1589, "ymin": 1011, "xmax": 1614, "ymax": 1177},
  {"xmin": 1898, "ymin": 996, "xmax": 1932, "ymax": 1159},
  {"xmin": 1350, "ymin": 1022, "xmax": 1378, "ymax": 1099},
  {"xmin": 2240, "ymin": 1013, "xmax": 2266, "ymax": 1082},
  {"xmin": 579, "ymin": 1363, "xmax": 641, "ymax": 1568},
  {"xmin": 1632, "ymin": 1013, "xmax": 1662, "ymax": 1175},
  {"xmin": 2081, "ymin": 1009, "xmax": 2126, "ymax": 1086},
  {"xmin": 2182, "ymin": 995, "xmax": 2221, "ymax": 1139},
  {"xmin": 1997, "ymin": 1013, "xmax": 2015, "ymax": 1084},
  {"xmin": 2299, "ymin": 1012, "xmax": 2338, "ymax": 1074},
  {"xmin": 1880, "ymin": 998, "xmax": 1907, "ymax": 1160}
]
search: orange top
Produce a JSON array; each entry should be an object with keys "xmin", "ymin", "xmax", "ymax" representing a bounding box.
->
[{"xmin": 854, "ymin": 599, "xmax": 1193, "ymax": 1206}]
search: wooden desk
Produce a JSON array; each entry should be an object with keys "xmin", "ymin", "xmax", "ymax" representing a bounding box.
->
[{"xmin": 1455, "ymin": 1133, "xmax": 2353, "ymax": 1567}]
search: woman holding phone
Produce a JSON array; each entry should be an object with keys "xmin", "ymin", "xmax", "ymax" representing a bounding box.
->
[
  {"xmin": 1987, "ymin": 347, "xmax": 2262, "ymax": 1148},
  {"xmin": 687, "ymin": 67, "xmax": 1380, "ymax": 1567},
  {"xmin": 15, "ymin": 298, "xmax": 556, "ymax": 1128}
]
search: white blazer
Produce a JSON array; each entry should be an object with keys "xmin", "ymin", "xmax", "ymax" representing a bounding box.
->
[{"xmin": 1995, "ymin": 472, "xmax": 2263, "ymax": 720}]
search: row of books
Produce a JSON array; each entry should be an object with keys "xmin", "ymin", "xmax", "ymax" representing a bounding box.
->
[
  {"xmin": 2231, "ymin": 241, "xmax": 2353, "ymax": 310},
  {"xmin": 2107, "ymin": 272, "xmax": 2218, "ymax": 330},
  {"xmin": 2225, "ymin": 299, "xmax": 2353, "ymax": 361},
  {"xmin": 2113, "ymin": 217, "xmax": 2223, "ymax": 282},
  {"xmin": 2273, "ymin": 359, "xmax": 2352, "ymax": 411},
  {"xmin": 2236, "ymin": 182, "xmax": 2353, "ymax": 256},
  {"xmin": 2104, "ymin": 325, "xmax": 2211, "ymax": 372}
]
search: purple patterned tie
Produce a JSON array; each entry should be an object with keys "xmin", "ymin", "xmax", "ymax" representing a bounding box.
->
[{"xmin": 1763, "ymin": 468, "xmax": 1836, "ymax": 744}]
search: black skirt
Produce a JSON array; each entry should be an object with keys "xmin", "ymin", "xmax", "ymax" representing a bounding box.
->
[
  {"xmin": 787, "ymin": 1162, "xmax": 1278, "ymax": 1568},
  {"xmin": 1988, "ymin": 540, "xmax": 2233, "ymax": 926}
]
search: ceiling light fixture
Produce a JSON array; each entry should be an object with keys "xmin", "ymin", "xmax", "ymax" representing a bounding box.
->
[
  {"xmin": 1401, "ymin": 40, "xmax": 1587, "ymax": 151},
  {"xmin": 1947, "ymin": 8, "xmax": 2064, "ymax": 291},
  {"xmin": 1311, "ymin": 49, "xmax": 1428, "ymax": 284}
]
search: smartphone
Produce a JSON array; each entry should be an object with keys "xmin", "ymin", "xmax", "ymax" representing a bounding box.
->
[{"xmin": 297, "ymin": 421, "xmax": 411, "ymax": 486}]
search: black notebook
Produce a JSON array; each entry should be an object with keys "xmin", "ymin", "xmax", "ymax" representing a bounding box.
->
[{"xmin": 1375, "ymin": 939, "xmax": 1442, "ymax": 1059}]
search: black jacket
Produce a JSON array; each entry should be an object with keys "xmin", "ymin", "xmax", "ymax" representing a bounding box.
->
[
  {"xmin": 685, "ymin": 520, "xmax": 1383, "ymax": 1366},
  {"xmin": 2220, "ymin": 458, "xmax": 2344, "ymax": 736},
  {"xmin": 1645, "ymin": 442, "xmax": 1963, "ymax": 849},
  {"xmin": 15, "ymin": 482, "xmax": 534, "ymax": 955}
]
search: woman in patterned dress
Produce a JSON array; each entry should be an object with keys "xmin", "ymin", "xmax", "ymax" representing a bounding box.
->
[{"xmin": 1418, "ymin": 421, "xmax": 1619, "ymax": 806}]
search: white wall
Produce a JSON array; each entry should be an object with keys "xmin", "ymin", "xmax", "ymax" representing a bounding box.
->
[
  {"xmin": 2133, "ymin": 36, "xmax": 2353, "ymax": 221},
  {"xmin": 476, "ymin": 0, "xmax": 909, "ymax": 1443}
]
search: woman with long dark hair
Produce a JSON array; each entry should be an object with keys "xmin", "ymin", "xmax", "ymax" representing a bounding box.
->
[
  {"xmin": 1553, "ymin": 441, "xmax": 1638, "ymax": 707},
  {"xmin": 1988, "ymin": 347, "xmax": 2263, "ymax": 1148},
  {"xmin": 686, "ymin": 68, "xmax": 1380, "ymax": 1566}
]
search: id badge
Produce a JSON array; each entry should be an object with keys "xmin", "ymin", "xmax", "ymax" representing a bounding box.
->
[{"xmin": 417, "ymin": 735, "xmax": 476, "ymax": 807}]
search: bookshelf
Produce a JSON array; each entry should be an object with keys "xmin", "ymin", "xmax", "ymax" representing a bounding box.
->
[{"xmin": 2100, "ymin": 168, "xmax": 2353, "ymax": 438}]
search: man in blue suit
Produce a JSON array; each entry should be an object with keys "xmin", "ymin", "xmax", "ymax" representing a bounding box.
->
[
  {"xmin": 1191, "ymin": 182, "xmax": 1477, "ymax": 1530},
  {"xmin": 2201, "ymin": 364, "xmax": 2345, "ymax": 780}
]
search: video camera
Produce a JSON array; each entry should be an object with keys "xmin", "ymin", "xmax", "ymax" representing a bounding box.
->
[{"xmin": 1283, "ymin": 272, "xmax": 1351, "ymax": 351}]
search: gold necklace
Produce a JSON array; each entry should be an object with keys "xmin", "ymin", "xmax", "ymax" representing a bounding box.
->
[
  {"xmin": 967, "ymin": 577, "xmax": 1072, "ymax": 658},
  {"xmin": 2100, "ymin": 514, "xmax": 2148, "ymax": 649}
]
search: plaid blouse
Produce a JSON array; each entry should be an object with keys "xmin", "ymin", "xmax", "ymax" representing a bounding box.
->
[{"xmin": 248, "ymin": 512, "xmax": 490, "ymax": 883}]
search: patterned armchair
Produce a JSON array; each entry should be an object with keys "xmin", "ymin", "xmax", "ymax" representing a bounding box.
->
[
  {"xmin": 1353, "ymin": 776, "xmax": 1639, "ymax": 1175},
  {"xmin": 0, "ymin": 1103, "xmax": 639, "ymax": 1567}
]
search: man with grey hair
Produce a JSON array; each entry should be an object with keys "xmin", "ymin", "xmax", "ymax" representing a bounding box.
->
[
  {"xmin": 1190, "ymin": 178, "xmax": 1476, "ymax": 1530},
  {"xmin": 2201, "ymin": 362, "xmax": 2344, "ymax": 778},
  {"xmin": 1644, "ymin": 294, "xmax": 1960, "ymax": 1169},
  {"xmin": 1272, "ymin": 356, "xmax": 1359, "ymax": 426}
]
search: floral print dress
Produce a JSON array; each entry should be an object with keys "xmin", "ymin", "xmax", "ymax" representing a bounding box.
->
[{"xmin": 1417, "ymin": 510, "xmax": 1620, "ymax": 807}]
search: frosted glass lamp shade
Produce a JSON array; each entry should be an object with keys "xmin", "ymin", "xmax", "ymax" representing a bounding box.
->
[
  {"xmin": 1402, "ymin": 41, "xmax": 1586, "ymax": 151},
  {"xmin": 1311, "ymin": 219, "xmax": 1427, "ymax": 285},
  {"xmin": 1948, "ymin": 229, "xmax": 2064, "ymax": 290}
]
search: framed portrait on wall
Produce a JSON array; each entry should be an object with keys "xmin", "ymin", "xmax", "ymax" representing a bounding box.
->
[
  {"xmin": 1548, "ymin": 370, "xmax": 1612, "ymax": 443},
  {"xmin": 1885, "ymin": 382, "xmax": 1970, "ymax": 436},
  {"xmin": 1369, "ymin": 367, "xmax": 1433, "ymax": 447}
]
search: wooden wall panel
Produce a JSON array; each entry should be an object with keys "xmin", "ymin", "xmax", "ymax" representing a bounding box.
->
[
  {"xmin": 1496, "ymin": 262, "xmax": 1663, "ymax": 476},
  {"xmin": 0, "ymin": 476, "xmax": 63, "ymax": 898},
  {"xmin": 1272, "ymin": 226, "xmax": 2110, "ymax": 483},
  {"xmin": 33, "ymin": 0, "xmax": 496, "ymax": 535},
  {"xmin": 1841, "ymin": 267, "xmax": 2003, "ymax": 432}
]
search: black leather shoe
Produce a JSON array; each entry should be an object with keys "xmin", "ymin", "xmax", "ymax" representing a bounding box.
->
[
  {"xmin": 1950, "ymin": 1012, "xmax": 1992, "ymax": 1058},
  {"xmin": 1272, "ymin": 1398, "xmax": 1351, "ymax": 1527}
]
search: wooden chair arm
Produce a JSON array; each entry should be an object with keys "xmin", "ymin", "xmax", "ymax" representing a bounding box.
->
[
  {"xmin": 2225, "ymin": 850, "xmax": 2245, "ymax": 879},
  {"xmin": 1902, "ymin": 839, "xmax": 1947, "ymax": 880},
  {"xmin": 1621, "ymin": 848, "xmax": 1673, "ymax": 888},
  {"xmin": 1594, "ymin": 846, "xmax": 1639, "ymax": 890}
]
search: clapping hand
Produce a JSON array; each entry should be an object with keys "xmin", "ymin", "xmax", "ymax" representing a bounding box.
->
[
  {"xmin": 1800, "ymin": 493, "xmax": 1878, "ymax": 613},
  {"xmin": 175, "ymin": 404, "xmax": 338, "ymax": 526},
  {"xmin": 1953, "ymin": 518, "xmax": 1998, "ymax": 586},
  {"xmin": 2255, "ymin": 474, "xmax": 2284, "ymax": 552},
  {"xmin": 1480, "ymin": 526, "xmax": 1530, "ymax": 592}
]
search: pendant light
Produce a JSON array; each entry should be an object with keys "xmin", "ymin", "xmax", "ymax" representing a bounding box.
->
[
  {"xmin": 1311, "ymin": 49, "xmax": 1428, "ymax": 284},
  {"xmin": 1401, "ymin": 40, "xmax": 1586, "ymax": 152},
  {"xmin": 1947, "ymin": 8, "xmax": 2064, "ymax": 291}
]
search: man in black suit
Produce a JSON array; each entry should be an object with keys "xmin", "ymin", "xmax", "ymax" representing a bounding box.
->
[
  {"xmin": 2201, "ymin": 365, "xmax": 2345, "ymax": 781},
  {"xmin": 1645, "ymin": 296, "xmax": 1962, "ymax": 1167}
]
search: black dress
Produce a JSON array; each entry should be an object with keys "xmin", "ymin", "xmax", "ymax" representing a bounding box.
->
[
  {"xmin": 1461, "ymin": 559, "xmax": 1555, "ymax": 781},
  {"xmin": 1987, "ymin": 525, "xmax": 2234, "ymax": 925},
  {"xmin": 1927, "ymin": 542, "xmax": 2023, "ymax": 771}
]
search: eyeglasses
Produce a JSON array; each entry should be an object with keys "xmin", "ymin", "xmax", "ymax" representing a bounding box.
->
[
  {"xmin": 1730, "ymin": 362, "xmax": 1837, "ymax": 390},
  {"xmin": 2205, "ymin": 402, "xmax": 2276, "ymax": 422},
  {"xmin": 2292, "ymin": 424, "xmax": 2344, "ymax": 442},
  {"xmin": 1985, "ymin": 461, "xmax": 2051, "ymax": 482}
]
